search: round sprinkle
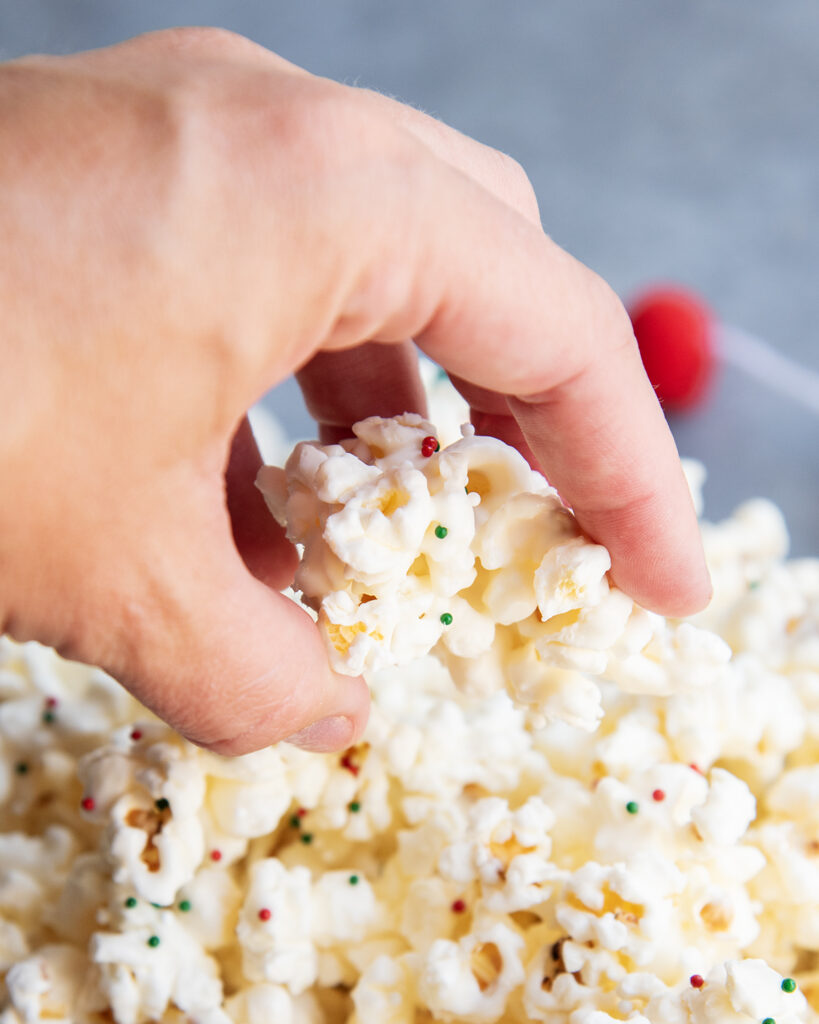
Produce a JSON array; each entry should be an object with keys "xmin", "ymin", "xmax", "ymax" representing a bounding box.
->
[
  {"xmin": 289, "ymin": 814, "xmax": 302, "ymax": 828},
  {"xmin": 14, "ymin": 762, "xmax": 29, "ymax": 775},
  {"xmin": 130, "ymin": 729, "xmax": 142, "ymax": 741},
  {"xmin": 258, "ymin": 908, "xmax": 272, "ymax": 921},
  {"xmin": 42, "ymin": 710, "xmax": 56, "ymax": 725},
  {"xmin": 420, "ymin": 435, "xmax": 438, "ymax": 457},
  {"xmin": 689, "ymin": 974, "xmax": 705, "ymax": 989},
  {"xmin": 348, "ymin": 874, "xmax": 359, "ymax": 886},
  {"xmin": 155, "ymin": 798, "xmax": 170, "ymax": 812},
  {"xmin": 762, "ymin": 1019, "xmax": 776, "ymax": 1024},
  {"xmin": 451, "ymin": 899, "xmax": 467, "ymax": 914},
  {"xmin": 625, "ymin": 801, "xmax": 639, "ymax": 815},
  {"xmin": 178, "ymin": 900, "xmax": 191, "ymax": 913},
  {"xmin": 297, "ymin": 807, "xmax": 307, "ymax": 817},
  {"xmin": 434, "ymin": 525, "xmax": 448, "ymax": 539},
  {"xmin": 300, "ymin": 833, "xmax": 314, "ymax": 845},
  {"xmin": 652, "ymin": 789, "xmax": 666, "ymax": 802},
  {"xmin": 210, "ymin": 849, "xmax": 222, "ymax": 862},
  {"xmin": 125, "ymin": 897, "xmax": 138, "ymax": 909},
  {"xmin": 782, "ymin": 978, "xmax": 797, "ymax": 993},
  {"xmin": 81, "ymin": 796, "xmax": 95, "ymax": 812},
  {"xmin": 147, "ymin": 935, "xmax": 160, "ymax": 948},
  {"xmin": 45, "ymin": 697, "xmax": 58, "ymax": 709},
  {"xmin": 348, "ymin": 801, "xmax": 361, "ymax": 813},
  {"xmin": 440, "ymin": 612, "xmax": 453, "ymax": 626}
]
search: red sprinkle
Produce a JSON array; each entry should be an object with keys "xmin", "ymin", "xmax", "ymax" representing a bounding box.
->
[
  {"xmin": 340, "ymin": 753, "xmax": 360, "ymax": 777},
  {"xmin": 689, "ymin": 763, "xmax": 704, "ymax": 775},
  {"xmin": 81, "ymin": 796, "xmax": 95, "ymax": 812},
  {"xmin": 690, "ymin": 974, "xmax": 705, "ymax": 989},
  {"xmin": 451, "ymin": 899, "xmax": 467, "ymax": 914},
  {"xmin": 130, "ymin": 729, "xmax": 143, "ymax": 741},
  {"xmin": 297, "ymin": 807, "xmax": 307, "ymax": 818},
  {"xmin": 45, "ymin": 697, "xmax": 58, "ymax": 709},
  {"xmin": 258, "ymin": 908, "xmax": 272, "ymax": 921},
  {"xmin": 210, "ymin": 850, "xmax": 222, "ymax": 862},
  {"xmin": 420, "ymin": 435, "xmax": 438, "ymax": 458},
  {"xmin": 652, "ymin": 789, "xmax": 666, "ymax": 802}
]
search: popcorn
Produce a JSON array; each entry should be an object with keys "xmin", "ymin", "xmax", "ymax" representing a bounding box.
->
[
  {"xmin": 259, "ymin": 415, "xmax": 731, "ymax": 730},
  {"xmin": 2, "ymin": 405, "xmax": 819, "ymax": 1024}
]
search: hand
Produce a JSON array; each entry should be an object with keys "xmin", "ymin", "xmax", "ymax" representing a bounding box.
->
[{"xmin": 0, "ymin": 28, "xmax": 711, "ymax": 755}]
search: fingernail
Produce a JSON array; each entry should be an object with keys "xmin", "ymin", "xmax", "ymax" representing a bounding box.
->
[{"xmin": 285, "ymin": 715, "xmax": 355, "ymax": 753}]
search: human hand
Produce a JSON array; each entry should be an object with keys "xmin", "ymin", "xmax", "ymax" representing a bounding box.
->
[{"xmin": 0, "ymin": 28, "xmax": 710, "ymax": 755}]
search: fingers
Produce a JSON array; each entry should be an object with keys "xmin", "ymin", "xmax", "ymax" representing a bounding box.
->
[
  {"xmin": 225, "ymin": 416, "xmax": 297, "ymax": 589},
  {"xmin": 297, "ymin": 339, "xmax": 428, "ymax": 444},
  {"xmin": 99, "ymin": 473, "xmax": 370, "ymax": 757},
  {"xmin": 330, "ymin": 157, "xmax": 710, "ymax": 615},
  {"xmin": 357, "ymin": 88, "xmax": 541, "ymax": 226}
]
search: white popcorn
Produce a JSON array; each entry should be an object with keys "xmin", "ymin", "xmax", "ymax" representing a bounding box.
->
[
  {"xmin": 417, "ymin": 919, "xmax": 526, "ymax": 1021},
  {"xmin": 237, "ymin": 859, "xmax": 317, "ymax": 993},
  {"xmin": 2, "ymin": 401, "xmax": 819, "ymax": 1024},
  {"xmin": 260, "ymin": 416, "xmax": 731, "ymax": 730}
]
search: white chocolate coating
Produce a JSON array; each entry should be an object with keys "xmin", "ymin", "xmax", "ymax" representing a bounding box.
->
[{"xmin": 1, "ymin": 404, "xmax": 819, "ymax": 1023}]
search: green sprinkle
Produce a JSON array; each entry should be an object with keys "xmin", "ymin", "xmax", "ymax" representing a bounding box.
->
[
  {"xmin": 14, "ymin": 762, "xmax": 28, "ymax": 775},
  {"xmin": 348, "ymin": 874, "xmax": 359, "ymax": 886},
  {"xmin": 349, "ymin": 801, "xmax": 361, "ymax": 813},
  {"xmin": 440, "ymin": 613, "xmax": 453, "ymax": 626},
  {"xmin": 626, "ymin": 801, "xmax": 639, "ymax": 815},
  {"xmin": 178, "ymin": 900, "xmax": 191, "ymax": 913},
  {"xmin": 762, "ymin": 1018, "xmax": 776, "ymax": 1024},
  {"xmin": 147, "ymin": 935, "xmax": 160, "ymax": 948},
  {"xmin": 749, "ymin": 580, "xmax": 761, "ymax": 590},
  {"xmin": 289, "ymin": 814, "xmax": 302, "ymax": 828},
  {"xmin": 300, "ymin": 833, "xmax": 314, "ymax": 845},
  {"xmin": 42, "ymin": 711, "xmax": 55, "ymax": 725},
  {"xmin": 151, "ymin": 902, "xmax": 162, "ymax": 908},
  {"xmin": 155, "ymin": 798, "xmax": 170, "ymax": 812},
  {"xmin": 125, "ymin": 897, "xmax": 138, "ymax": 909},
  {"xmin": 434, "ymin": 524, "xmax": 448, "ymax": 539},
  {"xmin": 782, "ymin": 978, "xmax": 797, "ymax": 993}
]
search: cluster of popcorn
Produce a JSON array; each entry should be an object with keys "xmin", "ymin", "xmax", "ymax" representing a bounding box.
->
[
  {"xmin": 2, "ymin": 403, "xmax": 819, "ymax": 1023},
  {"xmin": 257, "ymin": 414, "xmax": 730, "ymax": 730}
]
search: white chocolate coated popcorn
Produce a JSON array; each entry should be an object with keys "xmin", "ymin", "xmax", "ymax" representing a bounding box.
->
[
  {"xmin": 258, "ymin": 415, "xmax": 730, "ymax": 730},
  {"xmin": 2, "ymin": 402, "xmax": 819, "ymax": 1024}
]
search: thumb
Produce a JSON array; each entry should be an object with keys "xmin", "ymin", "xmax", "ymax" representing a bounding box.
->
[{"xmin": 103, "ymin": 480, "xmax": 369, "ymax": 757}]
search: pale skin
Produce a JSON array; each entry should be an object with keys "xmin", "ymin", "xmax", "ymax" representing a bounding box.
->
[{"xmin": 0, "ymin": 28, "xmax": 711, "ymax": 756}]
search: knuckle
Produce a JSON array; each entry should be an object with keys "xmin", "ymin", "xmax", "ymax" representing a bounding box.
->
[
  {"xmin": 491, "ymin": 150, "xmax": 541, "ymax": 223},
  {"xmin": 147, "ymin": 25, "xmax": 258, "ymax": 59}
]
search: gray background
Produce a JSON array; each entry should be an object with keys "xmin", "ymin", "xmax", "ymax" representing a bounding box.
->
[{"xmin": 3, "ymin": 1, "xmax": 817, "ymax": 553}]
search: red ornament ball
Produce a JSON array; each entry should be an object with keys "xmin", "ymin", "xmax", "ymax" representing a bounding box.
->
[{"xmin": 628, "ymin": 287, "xmax": 714, "ymax": 412}]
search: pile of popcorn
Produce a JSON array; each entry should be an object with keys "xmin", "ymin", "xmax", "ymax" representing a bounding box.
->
[{"xmin": 3, "ymin": 402, "xmax": 819, "ymax": 1024}]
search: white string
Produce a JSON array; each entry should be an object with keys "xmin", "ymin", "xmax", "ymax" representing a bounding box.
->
[{"xmin": 717, "ymin": 323, "xmax": 819, "ymax": 417}]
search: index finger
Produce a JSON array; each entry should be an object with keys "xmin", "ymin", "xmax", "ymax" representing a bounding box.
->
[{"xmin": 408, "ymin": 216, "xmax": 711, "ymax": 618}]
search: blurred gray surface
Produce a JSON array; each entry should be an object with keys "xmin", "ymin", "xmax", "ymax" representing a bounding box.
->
[{"xmin": 2, "ymin": 1, "xmax": 817, "ymax": 552}]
